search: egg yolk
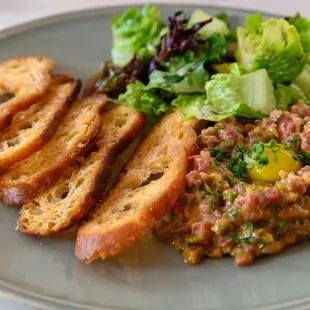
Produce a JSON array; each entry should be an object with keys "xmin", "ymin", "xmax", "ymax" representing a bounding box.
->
[{"xmin": 246, "ymin": 144, "xmax": 302, "ymax": 182}]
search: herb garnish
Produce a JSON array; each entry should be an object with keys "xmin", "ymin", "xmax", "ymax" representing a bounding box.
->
[
  {"xmin": 293, "ymin": 152, "xmax": 310, "ymax": 165},
  {"xmin": 230, "ymin": 159, "xmax": 249, "ymax": 179},
  {"xmin": 224, "ymin": 139, "xmax": 231, "ymax": 147},
  {"xmin": 286, "ymin": 135, "xmax": 298, "ymax": 144},
  {"xmin": 223, "ymin": 191, "xmax": 236, "ymax": 202}
]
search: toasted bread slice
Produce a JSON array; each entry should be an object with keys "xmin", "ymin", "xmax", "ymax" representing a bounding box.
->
[
  {"xmin": 0, "ymin": 56, "xmax": 54, "ymax": 130},
  {"xmin": 0, "ymin": 95, "xmax": 108, "ymax": 205},
  {"xmin": 18, "ymin": 106, "xmax": 145, "ymax": 235},
  {"xmin": 0, "ymin": 75, "xmax": 80, "ymax": 170},
  {"xmin": 75, "ymin": 109, "xmax": 199, "ymax": 263}
]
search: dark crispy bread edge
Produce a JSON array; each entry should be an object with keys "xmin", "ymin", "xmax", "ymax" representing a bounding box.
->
[
  {"xmin": 0, "ymin": 56, "xmax": 54, "ymax": 131},
  {"xmin": 75, "ymin": 110, "xmax": 201, "ymax": 262},
  {"xmin": 0, "ymin": 77, "xmax": 81, "ymax": 169},
  {"xmin": 0, "ymin": 110, "xmax": 12, "ymax": 132},
  {"xmin": 1, "ymin": 114, "xmax": 103, "ymax": 205},
  {"xmin": 30, "ymin": 111, "xmax": 146, "ymax": 235},
  {"xmin": 75, "ymin": 148, "xmax": 188, "ymax": 262}
]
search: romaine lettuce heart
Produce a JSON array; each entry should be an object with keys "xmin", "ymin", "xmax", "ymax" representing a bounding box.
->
[{"xmin": 236, "ymin": 15, "xmax": 306, "ymax": 83}]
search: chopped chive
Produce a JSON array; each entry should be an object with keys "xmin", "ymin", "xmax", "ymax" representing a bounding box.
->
[
  {"xmin": 267, "ymin": 140, "xmax": 280, "ymax": 153},
  {"xmin": 287, "ymin": 136, "xmax": 298, "ymax": 143},
  {"xmin": 224, "ymin": 139, "xmax": 231, "ymax": 147},
  {"xmin": 236, "ymin": 152, "xmax": 242, "ymax": 159},
  {"xmin": 246, "ymin": 162, "xmax": 254, "ymax": 170}
]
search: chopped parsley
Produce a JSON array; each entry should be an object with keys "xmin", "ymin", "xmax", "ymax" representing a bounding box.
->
[
  {"xmin": 223, "ymin": 191, "xmax": 236, "ymax": 203},
  {"xmin": 213, "ymin": 146, "xmax": 231, "ymax": 160},
  {"xmin": 224, "ymin": 139, "xmax": 231, "ymax": 147},
  {"xmin": 276, "ymin": 220, "xmax": 286, "ymax": 229},
  {"xmin": 286, "ymin": 135, "xmax": 298, "ymax": 144},
  {"xmin": 229, "ymin": 220, "xmax": 254, "ymax": 242},
  {"xmin": 197, "ymin": 187, "xmax": 217, "ymax": 197},
  {"xmin": 223, "ymin": 208, "xmax": 240, "ymax": 219}
]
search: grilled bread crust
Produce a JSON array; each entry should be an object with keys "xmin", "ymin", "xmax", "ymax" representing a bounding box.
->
[
  {"xmin": 75, "ymin": 109, "xmax": 200, "ymax": 263},
  {"xmin": 0, "ymin": 56, "xmax": 54, "ymax": 130},
  {"xmin": 0, "ymin": 95, "xmax": 108, "ymax": 205},
  {"xmin": 0, "ymin": 75, "xmax": 81, "ymax": 169},
  {"xmin": 18, "ymin": 105, "xmax": 145, "ymax": 235}
]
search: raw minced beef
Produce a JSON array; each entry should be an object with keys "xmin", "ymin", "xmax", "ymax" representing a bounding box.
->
[{"xmin": 154, "ymin": 102, "xmax": 310, "ymax": 266}]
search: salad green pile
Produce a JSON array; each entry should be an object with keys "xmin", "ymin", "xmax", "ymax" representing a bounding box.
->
[{"xmin": 85, "ymin": 4, "xmax": 310, "ymax": 121}]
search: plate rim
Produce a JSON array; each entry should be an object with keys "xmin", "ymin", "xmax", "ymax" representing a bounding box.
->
[
  {"xmin": 0, "ymin": 1, "xmax": 281, "ymax": 39},
  {"xmin": 0, "ymin": 3, "xmax": 307, "ymax": 310}
]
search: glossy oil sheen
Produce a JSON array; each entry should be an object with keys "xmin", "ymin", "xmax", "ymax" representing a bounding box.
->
[{"xmin": 0, "ymin": 5, "xmax": 310, "ymax": 310}]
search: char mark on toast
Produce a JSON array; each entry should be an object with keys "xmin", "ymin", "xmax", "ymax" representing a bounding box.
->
[
  {"xmin": 0, "ymin": 56, "xmax": 54, "ymax": 130},
  {"xmin": 0, "ymin": 75, "xmax": 81, "ymax": 169},
  {"xmin": 75, "ymin": 109, "xmax": 200, "ymax": 263},
  {"xmin": 18, "ymin": 105, "xmax": 145, "ymax": 235},
  {"xmin": 0, "ymin": 94, "xmax": 108, "ymax": 205}
]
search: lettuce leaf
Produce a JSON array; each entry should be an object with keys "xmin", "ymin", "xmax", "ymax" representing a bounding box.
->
[
  {"xmin": 171, "ymin": 94, "xmax": 215, "ymax": 119},
  {"xmin": 111, "ymin": 4, "xmax": 167, "ymax": 66},
  {"xmin": 171, "ymin": 69, "xmax": 275, "ymax": 121},
  {"xmin": 288, "ymin": 14, "xmax": 310, "ymax": 53},
  {"xmin": 212, "ymin": 62, "xmax": 247, "ymax": 75},
  {"xmin": 275, "ymin": 83, "xmax": 309, "ymax": 110},
  {"xmin": 216, "ymin": 11, "xmax": 231, "ymax": 29},
  {"xmin": 171, "ymin": 93, "xmax": 237, "ymax": 121},
  {"xmin": 205, "ymin": 69, "xmax": 276, "ymax": 117},
  {"xmin": 202, "ymin": 33, "xmax": 227, "ymax": 63},
  {"xmin": 171, "ymin": 93, "xmax": 266, "ymax": 122},
  {"xmin": 236, "ymin": 14, "xmax": 306, "ymax": 83},
  {"xmin": 146, "ymin": 62, "xmax": 209, "ymax": 93},
  {"xmin": 188, "ymin": 9, "xmax": 229, "ymax": 37},
  {"xmin": 145, "ymin": 33, "xmax": 226, "ymax": 94},
  {"xmin": 294, "ymin": 64, "xmax": 310, "ymax": 99},
  {"xmin": 245, "ymin": 12, "xmax": 263, "ymax": 34},
  {"xmin": 112, "ymin": 81, "xmax": 170, "ymax": 118},
  {"xmin": 220, "ymin": 102, "xmax": 266, "ymax": 118},
  {"xmin": 274, "ymin": 84, "xmax": 294, "ymax": 111}
]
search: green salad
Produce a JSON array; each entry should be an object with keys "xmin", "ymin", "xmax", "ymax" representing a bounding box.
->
[{"xmin": 84, "ymin": 5, "xmax": 310, "ymax": 122}]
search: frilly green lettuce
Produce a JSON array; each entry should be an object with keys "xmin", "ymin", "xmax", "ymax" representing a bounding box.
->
[
  {"xmin": 294, "ymin": 64, "xmax": 310, "ymax": 100},
  {"xmin": 111, "ymin": 4, "xmax": 167, "ymax": 66},
  {"xmin": 288, "ymin": 14, "xmax": 310, "ymax": 53},
  {"xmin": 188, "ymin": 9, "xmax": 230, "ymax": 37},
  {"xmin": 146, "ymin": 61, "xmax": 209, "ymax": 93},
  {"xmin": 205, "ymin": 69, "xmax": 275, "ymax": 118},
  {"xmin": 112, "ymin": 81, "xmax": 169, "ymax": 118},
  {"xmin": 236, "ymin": 14, "xmax": 306, "ymax": 83},
  {"xmin": 171, "ymin": 94, "xmax": 213, "ymax": 119},
  {"xmin": 275, "ymin": 83, "xmax": 309, "ymax": 111},
  {"xmin": 172, "ymin": 68, "xmax": 275, "ymax": 121}
]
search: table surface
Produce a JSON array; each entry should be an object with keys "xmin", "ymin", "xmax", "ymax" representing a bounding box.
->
[
  {"xmin": 0, "ymin": 0, "xmax": 310, "ymax": 31},
  {"xmin": 0, "ymin": 0, "xmax": 308, "ymax": 309}
]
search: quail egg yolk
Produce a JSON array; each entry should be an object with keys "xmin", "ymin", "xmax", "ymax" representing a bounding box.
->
[{"xmin": 246, "ymin": 144, "xmax": 301, "ymax": 182}]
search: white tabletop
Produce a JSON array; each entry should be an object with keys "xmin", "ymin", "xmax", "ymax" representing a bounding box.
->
[{"xmin": 0, "ymin": 0, "xmax": 310, "ymax": 31}]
